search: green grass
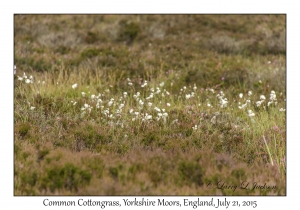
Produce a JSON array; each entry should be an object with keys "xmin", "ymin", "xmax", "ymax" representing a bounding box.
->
[{"xmin": 14, "ymin": 14, "xmax": 286, "ymax": 195}]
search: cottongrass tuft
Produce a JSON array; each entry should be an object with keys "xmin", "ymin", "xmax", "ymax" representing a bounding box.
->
[
  {"xmin": 248, "ymin": 110, "xmax": 255, "ymax": 117},
  {"xmin": 72, "ymin": 83, "xmax": 78, "ymax": 89}
]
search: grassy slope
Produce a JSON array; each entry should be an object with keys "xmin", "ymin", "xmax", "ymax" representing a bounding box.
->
[{"xmin": 14, "ymin": 14, "xmax": 286, "ymax": 195}]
